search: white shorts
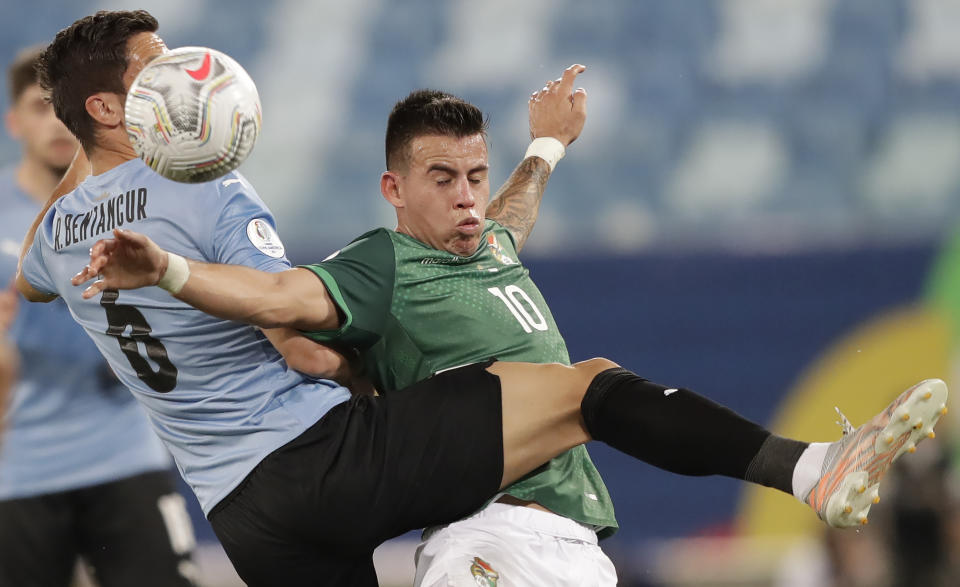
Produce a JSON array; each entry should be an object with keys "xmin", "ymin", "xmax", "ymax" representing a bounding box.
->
[{"xmin": 414, "ymin": 502, "xmax": 618, "ymax": 587}]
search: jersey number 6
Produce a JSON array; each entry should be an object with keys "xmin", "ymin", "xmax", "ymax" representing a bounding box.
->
[{"xmin": 101, "ymin": 289, "xmax": 178, "ymax": 392}]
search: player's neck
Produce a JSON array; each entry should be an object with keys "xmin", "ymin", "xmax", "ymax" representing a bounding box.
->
[
  {"xmin": 89, "ymin": 140, "xmax": 138, "ymax": 176},
  {"xmin": 16, "ymin": 156, "xmax": 63, "ymax": 205}
]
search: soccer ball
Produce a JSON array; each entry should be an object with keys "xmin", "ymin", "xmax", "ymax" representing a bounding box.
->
[{"xmin": 125, "ymin": 47, "xmax": 262, "ymax": 183}]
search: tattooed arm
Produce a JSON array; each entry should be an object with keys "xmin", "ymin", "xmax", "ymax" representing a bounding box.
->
[
  {"xmin": 486, "ymin": 157, "xmax": 552, "ymax": 250},
  {"xmin": 486, "ymin": 64, "xmax": 587, "ymax": 251}
]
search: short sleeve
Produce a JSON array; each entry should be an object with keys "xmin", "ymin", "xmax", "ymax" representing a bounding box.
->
[
  {"xmin": 208, "ymin": 174, "xmax": 292, "ymax": 274},
  {"xmin": 21, "ymin": 227, "xmax": 58, "ymax": 296},
  {"xmin": 297, "ymin": 229, "xmax": 396, "ymax": 349}
]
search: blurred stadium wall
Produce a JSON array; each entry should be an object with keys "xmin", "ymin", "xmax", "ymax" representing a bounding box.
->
[{"xmin": 5, "ymin": 1, "xmax": 960, "ymax": 585}]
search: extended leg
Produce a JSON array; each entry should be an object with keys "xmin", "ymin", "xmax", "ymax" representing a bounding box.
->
[{"xmin": 489, "ymin": 360, "xmax": 949, "ymax": 528}]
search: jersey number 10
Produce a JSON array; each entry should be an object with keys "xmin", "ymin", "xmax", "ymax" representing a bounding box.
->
[{"xmin": 487, "ymin": 285, "xmax": 549, "ymax": 334}]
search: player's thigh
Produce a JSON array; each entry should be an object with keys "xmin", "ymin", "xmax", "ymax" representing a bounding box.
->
[
  {"xmin": 211, "ymin": 497, "xmax": 379, "ymax": 587},
  {"xmin": 0, "ymin": 493, "xmax": 77, "ymax": 587},
  {"xmin": 414, "ymin": 513, "xmax": 617, "ymax": 587},
  {"xmin": 487, "ymin": 358, "xmax": 617, "ymax": 488},
  {"xmin": 75, "ymin": 471, "xmax": 197, "ymax": 587},
  {"xmin": 355, "ymin": 361, "xmax": 507, "ymax": 542}
]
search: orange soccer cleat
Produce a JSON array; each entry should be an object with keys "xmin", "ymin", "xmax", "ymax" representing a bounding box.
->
[{"xmin": 804, "ymin": 379, "xmax": 948, "ymax": 528}]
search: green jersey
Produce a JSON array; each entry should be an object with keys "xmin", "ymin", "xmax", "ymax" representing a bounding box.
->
[{"xmin": 301, "ymin": 220, "xmax": 617, "ymax": 536}]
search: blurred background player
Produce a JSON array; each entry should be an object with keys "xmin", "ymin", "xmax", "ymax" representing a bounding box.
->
[
  {"xmin": 0, "ymin": 289, "xmax": 15, "ymax": 439},
  {"xmin": 0, "ymin": 45, "xmax": 197, "ymax": 587}
]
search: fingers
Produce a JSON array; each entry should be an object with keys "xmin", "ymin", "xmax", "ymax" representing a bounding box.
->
[
  {"xmin": 87, "ymin": 240, "xmax": 117, "ymax": 275},
  {"xmin": 557, "ymin": 64, "xmax": 586, "ymax": 97},
  {"xmin": 527, "ymin": 63, "xmax": 588, "ymax": 144},
  {"xmin": 529, "ymin": 64, "xmax": 587, "ymax": 106},
  {"xmin": 70, "ymin": 264, "xmax": 98, "ymax": 287},
  {"xmin": 113, "ymin": 228, "xmax": 146, "ymax": 246},
  {"xmin": 572, "ymin": 86, "xmax": 587, "ymax": 113},
  {"xmin": 81, "ymin": 279, "xmax": 108, "ymax": 300},
  {"xmin": 70, "ymin": 237, "xmax": 117, "ymax": 287}
]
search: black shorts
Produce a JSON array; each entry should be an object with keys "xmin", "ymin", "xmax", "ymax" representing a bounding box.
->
[
  {"xmin": 208, "ymin": 360, "xmax": 504, "ymax": 587},
  {"xmin": 0, "ymin": 470, "xmax": 196, "ymax": 587}
]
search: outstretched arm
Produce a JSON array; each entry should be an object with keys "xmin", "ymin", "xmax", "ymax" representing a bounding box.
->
[
  {"xmin": 487, "ymin": 63, "xmax": 587, "ymax": 250},
  {"xmin": 72, "ymin": 229, "xmax": 340, "ymax": 332},
  {"xmin": 486, "ymin": 157, "xmax": 552, "ymax": 251},
  {"xmin": 16, "ymin": 148, "xmax": 91, "ymax": 302}
]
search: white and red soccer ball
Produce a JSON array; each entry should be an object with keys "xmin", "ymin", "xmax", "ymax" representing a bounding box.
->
[{"xmin": 125, "ymin": 46, "xmax": 262, "ymax": 183}]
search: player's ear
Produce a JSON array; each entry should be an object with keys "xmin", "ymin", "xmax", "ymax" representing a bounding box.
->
[
  {"xmin": 85, "ymin": 92, "xmax": 124, "ymax": 127},
  {"xmin": 380, "ymin": 171, "xmax": 404, "ymax": 209}
]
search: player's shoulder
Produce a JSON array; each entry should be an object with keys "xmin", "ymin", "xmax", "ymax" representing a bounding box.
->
[
  {"xmin": 331, "ymin": 228, "xmax": 394, "ymax": 258},
  {"xmin": 207, "ymin": 171, "xmax": 272, "ymax": 215},
  {"xmin": 321, "ymin": 228, "xmax": 396, "ymax": 274},
  {"xmin": 195, "ymin": 170, "xmax": 256, "ymax": 202},
  {"xmin": 214, "ymin": 170, "xmax": 256, "ymax": 194},
  {"xmin": 351, "ymin": 227, "xmax": 394, "ymax": 245}
]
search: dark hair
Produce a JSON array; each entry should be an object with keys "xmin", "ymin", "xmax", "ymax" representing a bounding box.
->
[
  {"xmin": 36, "ymin": 10, "xmax": 158, "ymax": 150},
  {"xmin": 7, "ymin": 45, "xmax": 46, "ymax": 104},
  {"xmin": 385, "ymin": 89, "xmax": 488, "ymax": 170}
]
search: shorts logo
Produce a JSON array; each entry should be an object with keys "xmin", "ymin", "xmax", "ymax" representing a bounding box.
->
[
  {"xmin": 486, "ymin": 234, "xmax": 516, "ymax": 266},
  {"xmin": 470, "ymin": 556, "xmax": 500, "ymax": 586},
  {"xmin": 245, "ymin": 218, "xmax": 286, "ymax": 258}
]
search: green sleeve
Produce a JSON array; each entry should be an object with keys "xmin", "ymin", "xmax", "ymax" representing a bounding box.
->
[{"xmin": 297, "ymin": 229, "xmax": 396, "ymax": 349}]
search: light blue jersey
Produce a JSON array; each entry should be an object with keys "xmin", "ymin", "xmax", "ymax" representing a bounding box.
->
[
  {"xmin": 20, "ymin": 159, "xmax": 351, "ymax": 513},
  {"xmin": 0, "ymin": 165, "xmax": 171, "ymax": 499}
]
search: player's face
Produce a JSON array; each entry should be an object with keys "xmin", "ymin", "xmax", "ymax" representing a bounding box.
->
[
  {"xmin": 394, "ymin": 133, "xmax": 490, "ymax": 256},
  {"xmin": 5, "ymin": 83, "xmax": 77, "ymax": 171},
  {"xmin": 122, "ymin": 32, "xmax": 168, "ymax": 92}
]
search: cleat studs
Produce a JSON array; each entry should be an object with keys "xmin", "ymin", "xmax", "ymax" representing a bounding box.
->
[
  {"xmin": 913, "ymin": 420, "xmax": 923, "ymax": 430},
  {"xmin": 901, "ymin": 412, "xmax": 911, "ymax": 422},
  {"xmin": 860, "ymin": 517, "xmax": 869, "ymax": 525},
  {"xmin": 857, "ymin": 485, "xmax": 867, "ymax": 494},
  {"xmin": 942, "ymin": 407, "xmax": 949, "ymax": 416},
  {"xmin": 873, "ymin": 496, "xmax": 881, "ymax": 504},
  {"xmin": 844, "ymin": 505, "xmax": 853, "ymax": 514},
  {"xmin": 924, "ymin": 391, "xmax": 933, "ymax": 400},
  {"xmin": 928, "ymin": 431, "xmax": 936, "ymax": 439},
  {"xmin": 886, "ymin": 434, "xmax": 895, "ymax": 444},
  {"xmin": 907, "ymin": 444, "xmax": 917, "ymax": 453}
]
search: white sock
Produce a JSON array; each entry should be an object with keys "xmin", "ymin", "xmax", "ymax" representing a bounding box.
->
[{"xmin": 791, "ymin": 442, "xmax": 831, "ymax": 502}]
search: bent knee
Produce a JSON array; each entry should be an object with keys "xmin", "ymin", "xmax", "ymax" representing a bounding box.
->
[{"xmin": 572, "ymin": 357, "xmax": 620, "ymax": 380}]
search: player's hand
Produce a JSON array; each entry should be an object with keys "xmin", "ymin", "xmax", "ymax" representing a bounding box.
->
[
  {"xmin": 528, "ymin": 64, "xmax": 587, "ymax": 146},
  {"xmin": 0, "ymin": 282, "xmax": 17, "ymax": 336},
  {"xmin": 71, "ymin": 229, "xmax": 169, "ymax": 299}
]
